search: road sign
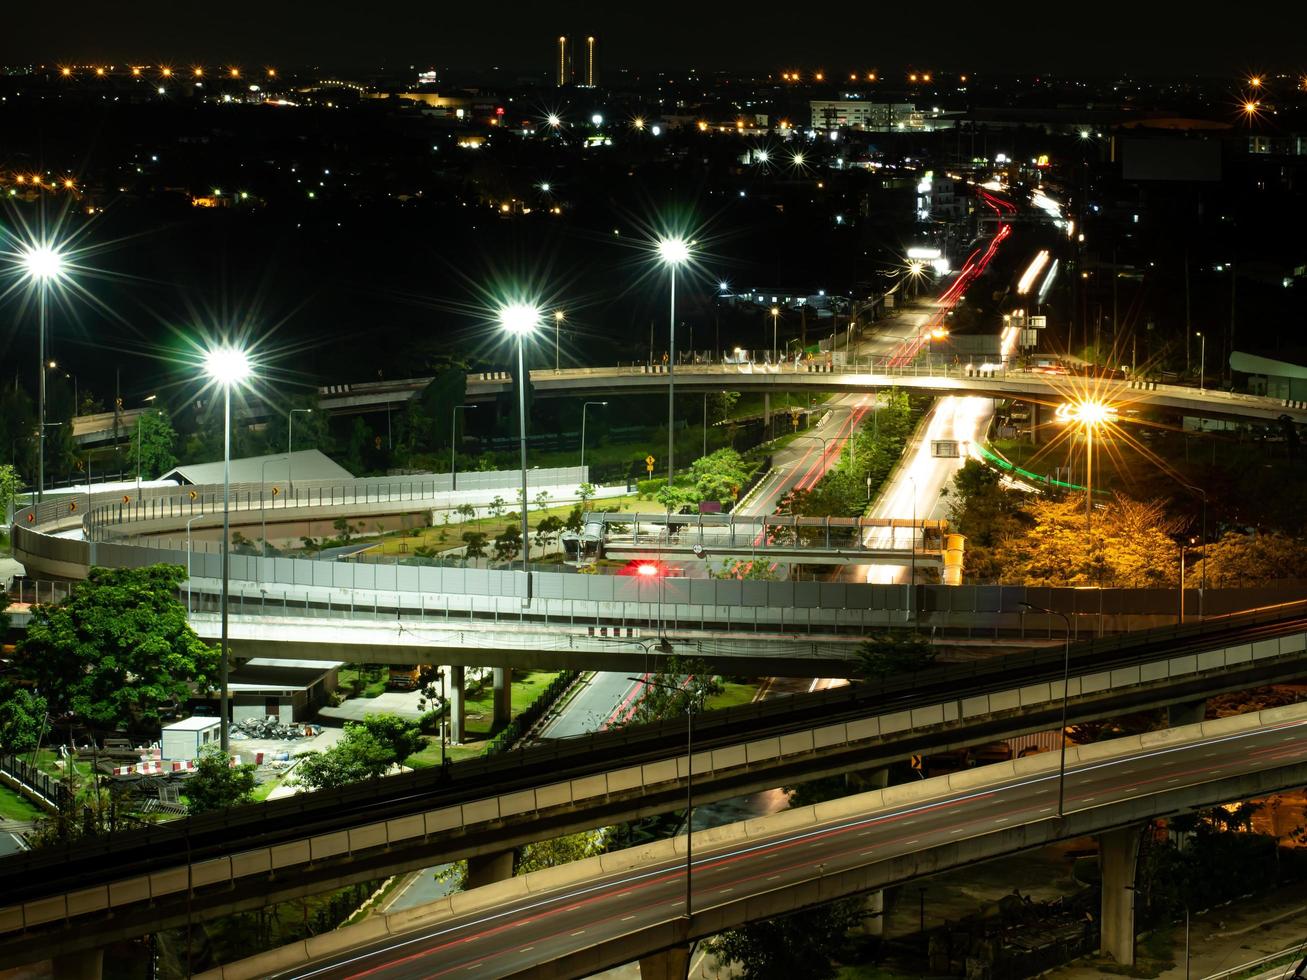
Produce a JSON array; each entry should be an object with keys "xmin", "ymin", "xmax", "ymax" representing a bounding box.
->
[
  {"xmin": 645, "ymin": 454, "xmax": 655, "ymax": 476},
  {"xmin": 122, "ymin": 494, "xmax": 131, "ymax": 504},
  {"xmin": 68, "ymin": 501, "xmax": 77, "ymax": 512},
  {"xmin": 271, "ymin": 486, "xmax": 280, "ymax": 497},
  {"xmin": 188, "ymin": 489, "xmax": 198, "ymax": 501}
]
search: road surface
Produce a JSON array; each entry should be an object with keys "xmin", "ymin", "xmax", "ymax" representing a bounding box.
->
[{"xmin": 270, "ymin": 712, "xmax": 1307, "ymax": 979}]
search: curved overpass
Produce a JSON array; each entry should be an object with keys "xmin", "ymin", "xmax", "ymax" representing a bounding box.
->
[
  {"xmin": 2, "ymin": 605, "xmax": 1306, "ymax": 969},
  {"xmin": 208, "ymin": 702, "xmax": 1307, "ymax": 980}
]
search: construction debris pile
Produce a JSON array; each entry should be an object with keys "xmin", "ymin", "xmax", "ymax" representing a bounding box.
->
[{"xmin": 230, "ymin": 717, "xmax": 321, "ymax": 740}]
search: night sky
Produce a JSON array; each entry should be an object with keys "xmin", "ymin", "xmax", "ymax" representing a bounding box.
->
[{"xmin": 6, "ymin": 1, "xmax": 1306, "ymax": 77}]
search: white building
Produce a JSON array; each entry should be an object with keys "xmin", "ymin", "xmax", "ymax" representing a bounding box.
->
[{"xmin": 809, "ymin": 100, "xmax": 921, "ymax": 132}]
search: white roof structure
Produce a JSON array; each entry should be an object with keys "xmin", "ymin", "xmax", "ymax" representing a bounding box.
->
[{"xmin": 160, "ymin": 450, "xmax": 352, "ymax": 486}]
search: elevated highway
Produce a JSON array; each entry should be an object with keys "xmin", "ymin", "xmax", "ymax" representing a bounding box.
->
[
  {"xmin": 68, "ymin": 357, "xmax": 1307, "ymax": 448},
  {"xmin": 203, "ymin": 702, "xmax": 1307, "ymax": 980},
  {"xmin": 1, "ymin": 605, "xmax": 1306, "ymax": 968}
]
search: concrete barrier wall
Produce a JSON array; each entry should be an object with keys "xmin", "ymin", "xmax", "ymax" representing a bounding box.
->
[
  {"xmin": 6, "ymin": 628, "xmax": 1307, "ymax": 945},
  {"xmin": 195, "ymin": 700, "xmax": 1307, "ymax": 980}
]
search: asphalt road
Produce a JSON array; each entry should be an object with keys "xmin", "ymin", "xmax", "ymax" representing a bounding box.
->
[{"xmin": 273, "ymin": 717, "xmax": 1307, "ymax": 980}]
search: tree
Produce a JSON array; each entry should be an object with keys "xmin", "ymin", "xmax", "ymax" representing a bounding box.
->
[
  {"xmin": 714, "ymin": 559, "xmax": 777, "ymax": 580},
  {"xmin": 942, "ymin": 459, "xmax": 1034, "ymax": 581},
  {"xmin": 706, "ymin": 899, "xmax": 865, "ymax": 980},
  {"xmin": 493, "ymin": 524, "xmax": 522, "ymax": 562},
  {"xmin": 17, "ymin": 565, "xmax": 218, "ymax": 733},
  {"xmin": 355, "ymin": 713, "xmax": 424, "ymax": 764},
  {"xmin": 488, "ymin": 496, "xmax": 507, "ymax": 518},
  {"xmin": 1193, "ymin": 531, "xmax": 1307, "ymax": 588},
  {"xmin": 615, "ymin": 655, "xmax": 721, "ymax": 728},
  {"xmin": 0, "ymin": 463, "xmax": 21, "ymax": 525},
  {"xmin": 129, "ymin": 410, "xmax": 178, "ymax": 479},
  {"xmin": 536, "ymin": 515, "xmax": 563, "ymax": 548},
  {"xmin": 293, "ymin": 715, "xmax": 424, "ymax": 790},
  {"xmin": 577, "ymin": 482, "xmax": 596, "ymax": 510},
  {"xmin": 185, "ymin": 746, "xmax": 256, "ymax": 813},
  {"xmin": 563, "ymin": 505, "xmax": 585, "ymax": 534},
  {"xmin": 1001, "ymin": 493, "xmax": 1182, "ymax": 587},
  {"xmin": 533, "ymin": 489, "xmax": 551, "ymax": 511},
  {"xmin": 855, "ymin": 632, "xmax": 936, "ymax": 678},
  {"xmin": 0, "ymin": 683, "xmax": 46, "ymax": 754},
  {"xmin": 690, "ymin": 448, "xmax": 750, "ymax": 505},
  {"xmin": 462, "ymin": 531, "xmax": 488, "ymax": 558},
  {"xmin": 456, "ymin": 503, "xmax": 477, "ymax": 522}
]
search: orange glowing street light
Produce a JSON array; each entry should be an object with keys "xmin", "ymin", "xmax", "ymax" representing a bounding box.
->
[{"xmin": 1055, "ymin": 399, "xmax": 1118, "ymax": 526}]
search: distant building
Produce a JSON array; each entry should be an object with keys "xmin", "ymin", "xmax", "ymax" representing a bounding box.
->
[{"xmin": 809, "ymin": 100, "xmax": 927, "ymax": 132}]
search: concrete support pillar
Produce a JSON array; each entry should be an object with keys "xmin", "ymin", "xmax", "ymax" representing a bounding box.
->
[
  {"xmin": 639, "ymin": 945, "xmax": 690, "ymax": 980},
  {"xmin": 1099, "ymin": 825, "xmax": 1141, "ymax": 966},
  {"xmin": 1167, "ymin": 698, "xmax": 1207, "ymax": 728},
  {"xmin": 51, "ymin": 948, "xmax": 103, "ymax": 980},
  {"xmin": 493, "ymin": 666, "xmax": 512, "ymax": 730},
  {"xmin": 449, "ymin": 665, "xmax": 466, "ymax": 744},
  {"xmin": 466, "ymin": 849, "xmax": 514, "ymax": 889},
  {"xmin": 1030, "ymin": 401, "xmax": 1041, "ymax": 445},
  {"xmin": 862, "ymin": 890, "xmax": 886, "ymax": 937},
  {"xmin": 763, "ymin": 392, "xmax": 771, "ymax": 426}
]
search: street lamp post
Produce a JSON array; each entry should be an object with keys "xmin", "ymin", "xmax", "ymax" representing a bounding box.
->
[
  {"xmin": 1196, "ymin": 331, "xmax": 1206, "ymax": 392},
  {"xmin": 657, "ymin": 237, "xmax": 692, "ymax": 491},
  {"xmin": 770, "ymin": 306, "xmax": 780, "ymax": 362},
  {"xmin": 498, "ymin": 303, "xmax": 541, "ymax": 605},
  {"xmin": 203, "ymin": 345, "xmax": 252, "ymax": 753},
  {"xmin": 288, "ymin": 408, "xmax": 312, "ymax": 498},
  {"xmin": 450, "ymin": 405, "xmax": 475, "ymax": 491},
  {"xmin": 21, "ymin": 245, "xmax": 66, "ymax": 502},
  {"xmin": 554, "ymin": 310, "xmax": 565, "ymax": 372},
  {"xmin": 628, "ymin": 674, "xmax": 696, "ymax": 918},
  {"xmin": 1019, "ymin": 601, "xmax": 1073, "ymax": 817},
  {"xmin": 580, "ymin": 401, "xmax": 606, "ymax": 474}
]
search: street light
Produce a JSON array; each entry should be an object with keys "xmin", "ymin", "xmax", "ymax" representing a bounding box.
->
[
  {"xmin": 203, "ymin": 343, "xmax": 252, "ymax": 752},
  {"xmin": 20, "ymin": 244, "xmax": 67, "ymax": 502},
  {"xmin": 1019, "ymin": 601, "xmax": 1073, "ymax": 817},
  {"xmin": 553, "ymin": 310, "xmax": 565, "ymax": 372},
  {"xmin": 1195, "ymin": 331, "xmax": 1206, "ymax": 391},
  {"xmin": 580, "ymin": 401, "xmax": 607, "ymax": 474},
  {"xmin": 1054, "ymin": 399, "xmax": 1118, "ymax": 528},
  {"xmin": 284, "ymin": 407, "xmax": 314, "ymax": 500},
  {"xmin": 497, "ymin": 302, "xmax": 540, "ymax": 604},
  {"xmin": 656, "ymin": 236, "xmax": 692, "ymax": 491},
  {"xmin": 450, "ymin": 405, "xmax": 475, "ymax": 491},
  {"xmin": 770, "ymin": 306, "xmax": 780, "ymax": 362},
  {"xmin": 627, "ymin": 671, "xmax": 697, "ymax": 918}
]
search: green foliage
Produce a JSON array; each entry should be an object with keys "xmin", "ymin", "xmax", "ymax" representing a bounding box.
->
[
  {"xmin": 0, "ymin": 684, "xmax": 47, "ymax": 754},
  {"xmin": 0, "ymin": 463, "xmax": 21, "ymax": 523},
  {"xmin": 855, "ymin": 632, "xmax": 937, "ymax": 678},
  {"xmin": 563, "ymin": 505, "xmax": 585, "ymax": 534},
  {"xmin": 706, "ymin": 898, "xmax": 865, "ymax": 979},
  {"xmin": 942, "ymin": 459, "xmax": 1035, "ymax": 580},
  {"xmin": 616, "ymin": 655, "xmax": 722, "ymax": 729},
  {"xmin": 517, "ymin": 829, "xmax": 608, "ymax": 874},
  {"xmin": 714, "ymin": 559, "xmax": 777, "ymax": 580},
  {"xmin": 536, "ymin": 515, "xmax": 563, "ymax": 546},
  {"xmin": 1193, "ymin": 531, "xmax": 1307, "ymax": 588},
  {"xmin": 186, "ymin": 746, "xmax": 256, "ymax": 814},
  {"xmin": 462, "ymin": 530, "xmax": 488, "ymax": 558},
  {"xmin": 17, "ymin": 565, "xmax": 218, "ymax": 733},
  {"xmin": 689, "ymin": 447, "xmax": 751, "ymax": 505},
  {"xmin": 493, "ymin": 523, "xmax": 522, "ymax": 562},
  {"xmin": 294, "ymin": 713, "xmax": 425, "ymax": 790},
  {"xmin": 129, "ymin": 410, "xmax": 178, "ymax": 479}
]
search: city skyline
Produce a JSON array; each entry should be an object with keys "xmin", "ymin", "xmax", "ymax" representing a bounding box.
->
[{"xmin": 6, "ymin": 0, "xmax": 1307, "ymax": 76}]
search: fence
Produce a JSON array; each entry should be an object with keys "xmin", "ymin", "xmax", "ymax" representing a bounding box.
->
[
  {"xmin": 485, "ymin": 669, "xmax": 580, "ymax": 756},
  {"xmin": 0, "ymin": 755, "xmax": 71, "ymax": 812}
]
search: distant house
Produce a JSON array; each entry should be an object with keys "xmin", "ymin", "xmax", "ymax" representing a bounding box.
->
[{"xmin": 159, "ymin": 450, "xmax": 352, "ymax": 486}]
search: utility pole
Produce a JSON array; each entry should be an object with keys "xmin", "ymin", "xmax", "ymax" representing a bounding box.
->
[{"xmin": 1184, "ymin": 251, "xmax": 1192, "ymax": 376}]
